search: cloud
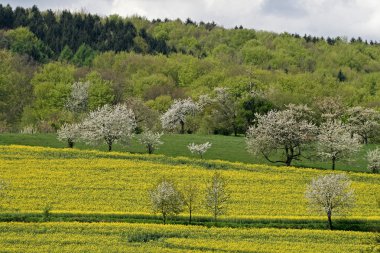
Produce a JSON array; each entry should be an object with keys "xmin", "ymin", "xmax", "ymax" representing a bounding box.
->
[{"xmin": 2, "ymin": 0, "xmax": 380, "ymax": 40}]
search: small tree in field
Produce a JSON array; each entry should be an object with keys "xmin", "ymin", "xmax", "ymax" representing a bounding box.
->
[
  {"xmin": 182, "ymin": 179, "xmax": 199, "ymax": 224},
  {"xmin": 138, "ymin": 131, "xmax": 163, "ymax": 154},
  {"xmin": 57, "ymin": 123, "xmax": 81, "ymax": 148},
  {"xmin": 306, "ymin": 174, "xmax": 354, "ymax": 230},
  {"xmin": 161, "ymin": 98, "xmax": 199, "ymax": 134},
  {"xmin": 81, "ymin": 104, "xmax": 136, "ymax": 151},
  {"xmin": 187, "ymin": 142, "xmax": 212, "ymax": 159},
  {"xmin": 246, "ymin": 104, "xmax": 317, "ymax": 166},
  {"xmin": 317, "ymin": 120, "xmax": 361, "ymax": 170},
  {"xmin": 205, "ymin": 172, "xmax": 229, "ymax": 222},
  {"xmin": 150, "ymin": 178, "xmax": 183, "ymax": 224},
  {"xmin": 367, "ymin": 148, "xmax": 380, "ymax": 173}
]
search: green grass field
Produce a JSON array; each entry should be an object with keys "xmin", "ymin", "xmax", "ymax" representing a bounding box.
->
[{"xmin": 0, "ymin": 133, "xmax": 378, "ymax": 172}]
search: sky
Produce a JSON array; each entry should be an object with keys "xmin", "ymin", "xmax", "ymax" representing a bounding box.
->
[{"xmin": 3, "ymin": 0, "xmax": 380, "ymax": 41}]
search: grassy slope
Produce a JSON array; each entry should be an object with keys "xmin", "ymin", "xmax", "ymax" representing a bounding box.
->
[{"xmin": 0, "ymin": 133, "xmax": 378, "ymax": 172}]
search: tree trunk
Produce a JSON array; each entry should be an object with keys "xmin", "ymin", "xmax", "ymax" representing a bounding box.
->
[
  {"xmin": 332, "ymin": 157, "xmax": 336, "ymax": 170},
  {"xmin": 163, "ymin": 212, "xmax": 166, "ymax": 225},
  {"xmin": 108, "ymin": 143, "xmax": 112, "ymax": 152},
  {"xmin": 189, "ymin": 206, "xmax": 192, "ymax": 224},
  {"xmin": 68, "ymin": 139, "xmax": 74, "ymax": 148},
  {"xmin": 148, "ymin": 144, "xmax": 153, "ymax": 154},
  {"xmin": 180, "ymin": 120, "xmax": 185, "ymax": 134},
  {"xmin": 327, "ymin": 210, "xmax": 333, "ymax": 230}
]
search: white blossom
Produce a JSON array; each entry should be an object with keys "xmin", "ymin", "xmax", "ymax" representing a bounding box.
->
[
  {"xmin": 246, "ymin": 105, "xmax": 317, "ymax": 166},
  {"xmin": 187, "ymin": 142, "xmax": 212, "ymax": 159},
  {"xmin": 317, "ymin": 120, "xmax": 362, "ymax": 170},
  {"xmin": 346, "ymin": 106, "xmax": 380, "ymax": 144},
  {"xmin": 150, "ymin": 179, "xmax": 183, "ymax": 224},
  {"xmin": 57, "ymin": 122, "xmax": 82, "ymax": 148},
  {"xmin": 65, "ymin": 81, "xmax": 89, "ymax": 113},
  {"xmin": 161, "ymin": 98, "xmax": 199, "ymax": 134},
  {"xmin": 80, "ymin": 104, "xmax": 136, "ymax": 151},
  {"xmin": 306, "ymin": 174, "xmax": 354, "ymax": 229},
  {"xmin": 138, "ymin": 131, "xmax": 163, "ymax": 154},
  {"xmin": 367, "ymin": 148, "xmax": 380, "ymax": 173}
]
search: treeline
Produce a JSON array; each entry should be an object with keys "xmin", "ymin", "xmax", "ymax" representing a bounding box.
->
[{"xmin": 0, "ymin": 4, "xmax": 170, "ymax": 61}]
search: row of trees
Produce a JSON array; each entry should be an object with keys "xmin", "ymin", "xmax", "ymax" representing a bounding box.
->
[
  {"xmin": 149, "ymin": 172, "xmax": 355, "ymax": 230},
  {"xmin": 245, "ymin": 104, "xmax": 380, "ymax": 169},
  {"xmin": 150, "ymin": 172, "xmax": 229, "ymax": 224}
]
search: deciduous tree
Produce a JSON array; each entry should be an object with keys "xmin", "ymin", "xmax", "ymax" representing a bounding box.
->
[
  {"xmin": 246, "ymin": 105, "xmax": 317, "ymax": 166},
  {"xmin": 150, "ymin": 178, "xmax": 183, "ymax": 224},
  {"xmin": 205, "ymin": 172, "xmax": 229, "ymax": 222},
  {"xmin": 317, "ymin": 120, "xmax": 361, "ymax": 170},
  {"xmin": 187, "ymin": 142, "xmax": 212, "ymax": 159},
  {"xmin": 57, "ymin": 122, "xmax": 81, "ymax": 148},
  {"xmin": 161, "ymin": 98, "xmax": 199, "ymax": 134},
  {"xmin": 81, "ymin": 104, "xmax": 136, "ymax": 151},
  {"xmin": 138, "ymin": 131, "xmax": 163, "ymax": 154},
  {"xmin": 306, "ymin": 174, "xmax": 354, "ymax": 230}
]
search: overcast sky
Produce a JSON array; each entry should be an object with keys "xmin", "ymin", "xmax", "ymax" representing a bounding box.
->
[{"xmin": 4, "ymin": 0, "xmax": 380, "ymax": 41}]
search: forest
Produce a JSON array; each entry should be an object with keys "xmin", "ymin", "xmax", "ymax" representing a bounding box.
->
[{"xmin": 0, "ymin": 4, "xmax": 380, "ymax": 134}]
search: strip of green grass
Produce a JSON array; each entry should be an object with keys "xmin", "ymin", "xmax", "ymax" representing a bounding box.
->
[
  {"xmin": 0, "ymin": 133, "xmax": 378, "ymax": 172},
  {"xmin": 0, "ymin": 212, "xmax": 378, "ymax": 232}
]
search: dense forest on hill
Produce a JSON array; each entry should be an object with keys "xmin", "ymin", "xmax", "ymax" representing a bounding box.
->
[{"xmin": 0, "ymin": 4, "xmax": 379, "ymax": 133}]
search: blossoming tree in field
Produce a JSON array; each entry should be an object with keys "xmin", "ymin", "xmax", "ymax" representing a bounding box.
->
[
  {"xmin": 187, "ymin": 142, "xmax": 212, "ymax": 159},
  {"xmin": 205, "ymin": 172, "xmax": 229, "ymax": 222},
  {"xmin": 306, "ymin": 174, "xmax": 354, "ymax": 230},
  {"xmin": 57, "ymin": 122, "xmax": 82, "ymax": 148},
  {"xmin": 150, "ymin": 178, "xmax": 183, "ymax": 224},
  {"xmin": 317, "ymin": 120, "xmax": 362, "ymax": 170},
  {"xmin": 161, "ymin": 98, "xmax": 199, "ymax": 134},
  {"xmin": 367, "ymin": 148, "xmax": 380, "ymax": 173},
  {"xmin": 346, "ymin": 106, "xmax": 380, "ymax": 144},
  {"xmin": 246, "ymin": 104, "xmax": 317, "ymax": 166},
  {"xmin": 138, "ymin": 131, "xmax": 163, "ymax": 154},
  {"xmin": 81, "ymin": 104, "xmax": 136, "ymax": 151}
]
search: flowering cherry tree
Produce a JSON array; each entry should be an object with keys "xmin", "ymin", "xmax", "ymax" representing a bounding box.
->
[
  {"xmin": 65, "ymin": 81, "xmax": 89, "ymax": 113},
  {"xmin": 138, "ymin": 131, "xmax": 163, "ymax": 154},
  {"xmin": 246, "ymin": 105, "xmax": 317, "ymax": 166},
  {"xmin": 367, "ymin": 148, "xmax": 380, "ymax": 173},
  {"xmin": 161, "ymin": 98, "xmax": 199, "ymax": 134},
  {"xmin": 57, "ymin": 123, "xmax": 82, "ymax": 148},
  {"xmin": 347, "ymin": 106, "xmax": 380, "ymax": 144},
  {"xmin": 81, "ymin": 104, "xmax": 136, "ymax": 151},
  {"xmin": 317, "ymin": 120, "xmax": 361, "ymax": 170},
  {"xmin": 306, "ymin": 174, "xmax": 354, "ymax": 230},
  {"xmin": 187, "ymin": 142, "xmax": 212, "ymax": 159},
  {"xmin": 150, "ymin": 178, "xmax": 183, "ymax": 224}
]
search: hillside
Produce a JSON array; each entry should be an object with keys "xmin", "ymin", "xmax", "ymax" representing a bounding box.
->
[{"xmin": 1, "ymin": 4, "xmax": 380, "ymax": 132}]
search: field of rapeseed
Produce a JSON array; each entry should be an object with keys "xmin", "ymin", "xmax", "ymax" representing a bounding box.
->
[
  {"xmin": 0, "ymin": 222, "xmax": 378, "ymax": 252},
  {"xmin": 0, "ymin": 145, "xmax": 378, "ymax": 218}
]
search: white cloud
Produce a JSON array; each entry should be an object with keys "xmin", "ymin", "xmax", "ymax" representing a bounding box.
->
[{"xmin": 3, "ymin": 0, "xmax": 380, "ymax": 40}]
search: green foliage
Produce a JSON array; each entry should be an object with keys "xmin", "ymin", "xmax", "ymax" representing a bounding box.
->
[
  {"xmin": 23, "ymin": 62, "xmax": 75, "ymax": 129},
  {"xmin": 5, "ymin": 27, "xmax": 52, "ymax": 62},
  {"xmin": 85, "ymin": 71, "xmax": 114, "ymax": 110},
  {"xmin": 72, "ymin": 43, "xmax": 96, "ymax": 66},
  {"xmin": 58, "ymin": 45, "xmax": 73, "ymax": 63}
]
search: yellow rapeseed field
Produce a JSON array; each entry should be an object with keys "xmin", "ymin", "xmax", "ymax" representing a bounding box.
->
[
  {"xmin": 0, "ymin": 222, "xmax": 378, "ymax": 252},
  {"xmin": 0, "ymin": 145, "xmax": 378, "ymax": 218}
]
